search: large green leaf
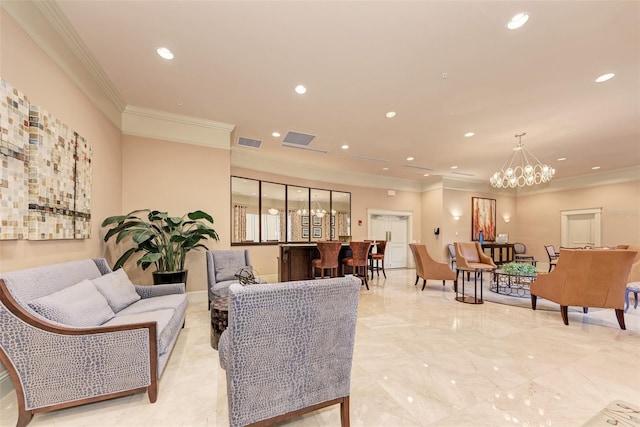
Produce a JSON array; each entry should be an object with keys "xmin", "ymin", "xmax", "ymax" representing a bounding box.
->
[{"xmin": 188, "ymin": 210, "xmax": 214, "ymax": 223}]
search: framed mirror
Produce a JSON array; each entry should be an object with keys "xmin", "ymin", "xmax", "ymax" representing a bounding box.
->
[
  {"xmin": 287, "ymin": 186, "xmax": 309, "ymax": 242},
  {"xmin": 332, "ymin": 191, "xmax": 351, "ymax": 241},
  {"xmin": 310, "ymin": 189, "xmax": 330, "ymax": 242},
  {"xmin": 231, "ymin": 177, "xmax": 259, "ymax": 243},
  {"xmin": 261, "ymin": 182, "xmax": 286, "ymax": 242}
]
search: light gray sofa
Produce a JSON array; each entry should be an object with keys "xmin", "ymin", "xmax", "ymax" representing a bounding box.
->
[
  {"xmin": 0, "ymin": 258, "xmax": 187, "ymax": 427},
  {"xmin": 218, "ymin": 276, "xmax": 361, "ymax": 427}
]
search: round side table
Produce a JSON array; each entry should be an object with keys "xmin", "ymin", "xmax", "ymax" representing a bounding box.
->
[{"xmin": 210, "ymin": 296, "xmax": 229, "ymax": 350}]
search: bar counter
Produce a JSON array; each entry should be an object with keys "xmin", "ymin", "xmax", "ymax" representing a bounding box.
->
[{"xmin": 278, "ymin": 243, "xmax": 351, "ymax": 282}]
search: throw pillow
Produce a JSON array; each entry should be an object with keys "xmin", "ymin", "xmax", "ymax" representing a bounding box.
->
[
  {"xmin": 92, "ymin": 268, "xmax": 141, "ymax": 312},
  {"xmin": 214, "ymin": 251, "xmax": 247, "ymax": 282},
  {"xmin": 28, "ymin": 279, "xmax": 116, "ymax": 327}
]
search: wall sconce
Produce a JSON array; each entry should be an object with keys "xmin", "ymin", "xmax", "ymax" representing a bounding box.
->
[
  {"xmin": 503, "ymin": 215, "xmax": 511, "ymax": 223},
  {"xmin": 452, "ymin": 214, "xmax": 461, "ymax": 221}
]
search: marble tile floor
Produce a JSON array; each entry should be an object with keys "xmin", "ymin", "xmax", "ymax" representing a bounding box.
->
[{"xmin": 1, "ymin": 269, "xmax": 639, "ymax": 427}]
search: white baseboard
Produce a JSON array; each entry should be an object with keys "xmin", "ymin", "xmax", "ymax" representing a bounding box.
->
[{"xmin": 0, "ymin": 370, "xmax": 13, "ymax": 399}]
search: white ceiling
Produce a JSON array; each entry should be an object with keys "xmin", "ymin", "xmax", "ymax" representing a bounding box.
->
[{"xmin": 53, "ymin": 1, "xmax": 639, "ymax": 185}]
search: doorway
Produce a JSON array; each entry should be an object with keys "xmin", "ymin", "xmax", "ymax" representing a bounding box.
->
[
  {"xmin": 561, "ymin": 208, "xmax": 602, "ymax": 247},
  {"xmin": 368, "ymin": 209, "xmax": 412, "ymax": 269}
]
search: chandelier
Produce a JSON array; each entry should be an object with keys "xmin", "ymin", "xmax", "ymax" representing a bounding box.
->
[
  {"xmin": 490, "ymin": 132, "xmax": 555, "ymax": 188},
  {"xmin": 310, "ymin": 196, "xmax": 327, "ymax": 218}
]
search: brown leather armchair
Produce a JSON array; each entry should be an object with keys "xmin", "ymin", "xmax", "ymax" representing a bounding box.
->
[
  {"xmin": 454, "ymin": 242, "xmax": 497, "ymax": 273},
  {"xmin": 409, "ymin": 244, "xmax": 457, "ymax": 291},
  {"xmin": 531, "ymin": 248, "xmax": 637, "ymax": 329}
]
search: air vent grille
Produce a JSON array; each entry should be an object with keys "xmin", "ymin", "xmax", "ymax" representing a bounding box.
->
[
  {"xmin": 282, "ymin": 144, "xmax": 327, "ymax": 154},
  {"xmin": 283, "ymin": 131, "xmax": 315, "ymax": 146},
  {"xmin": 237, "ymin": 137, "xmax": 262, "ymax": 149},
  {"xmin": 403, "ymin": 164, "xmax": 434, "ymax": 171},
  {"xmin": 351, "ymin": 155, "xmax": 390, "ymax": 163}
]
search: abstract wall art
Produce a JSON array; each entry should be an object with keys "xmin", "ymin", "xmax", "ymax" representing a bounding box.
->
[
  {"xmin": 0, "ymin": 79, "xmax": 92, "ymax": 241},
  {"xmin": 471, "ymin": 197, "xmax": 496, "ymax": 242}
]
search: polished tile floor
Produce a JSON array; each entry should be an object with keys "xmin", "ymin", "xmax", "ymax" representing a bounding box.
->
[{"xmin": 1, "ymin": 269, "xmax": 639, "ymax": 426}]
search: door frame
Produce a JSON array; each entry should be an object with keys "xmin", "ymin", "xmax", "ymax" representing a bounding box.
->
[
  {"xmin": 561, "ymin": 207, "xmax": 602, "ymax": 247},
  {"xmin": 367, "ymin": 209, "xmax": 414, "ymax": 268}
]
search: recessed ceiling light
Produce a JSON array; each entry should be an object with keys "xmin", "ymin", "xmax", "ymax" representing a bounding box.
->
[
  {"xmin": 423, "ymin": 173, "xmax": 430, "ymax": 177},
  {"xmin": 177, "ymin": 101, "xmax": 184, "ymax": 106},
  {"xmin": 507, "ymin": 12, "xmax": 529, "ymax": 30},
  {"xmin": 383, "ymin": 167, "xmax": 389, "ymax": 171},
  {"xmin": 464, "ymin": 132, "xmax": 475, "ymax": 138},
  {"xmin": 156, "ymin": 47, "xmax": 174, "ymax": 60},
  {"xmin": 406, "ymin": 156, "xmax": 414, "ymax": 161},
  {"xmin": 272, "ymin": 132, "xmax": 281, "ymax": 137},
  {"xmin": 386, "ymin": 111, "xmax": 397, "ymax": 118},
  {"xmin": 557, "ymin": 157, "xmax": 567, "ymax": 161},
  {"xmin": 341, "ymin": 144, "xmax": 349, "ymax": 150},
  {"xmin": 595, "ymin": 73, "xmax": 615, "ymax": 83},
  {"xmin": 295, "ymin": 84, "xmax": 307, "ymax": 94},
  {"xmin": 451, "ymin": 166, "xmax": 458, "ymax": 169},
  {"xmin": 592, "ymin": 166, "xmax": 601, "ymax": 170}
]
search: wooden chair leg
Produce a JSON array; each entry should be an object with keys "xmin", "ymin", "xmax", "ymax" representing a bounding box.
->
[
  {"xmin": 560, "ymin": 305, "xmax": 569, "ymax": 325},
  {"xmin": 583, "ymin": 307, "xmax": 588, "ymax": 314},
  {"xmin": 531, "ymin": 295, "xmax": 537, "ymax": 310},
  {"xmin": 414, "ymin": 275, "xmax": 419, "ymax": 286},
  {"xmin": 615, "ymin": 309, "xmax": 626, "ymax": 330},
  {"xmin": 421, "ymin": 279, "xmax": 426, "ymax": 291},
  {"xmin": 381, "ymin": 262, "xmax": 386, "ymax": 278},
  {"xmin": 340, "ymin": 396, "xmax": 350, "ymax": 427}
]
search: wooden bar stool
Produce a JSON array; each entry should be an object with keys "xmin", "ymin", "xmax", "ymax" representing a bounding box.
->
[
  {"xmin": 311, "ymin": 241, "xmax": 342, "ymax": 278},
  {"xmin": 342, "ymin": 241, "xmax": 372, "ymax": 289},
  {"xmin": 370, "ymin": 240, "xmax": 387, "ymax": 279}
]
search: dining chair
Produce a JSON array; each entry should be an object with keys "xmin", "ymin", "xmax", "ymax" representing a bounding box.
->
[
  {"xmin": 513, "ymin": 242, "xmax": 534, "ymax": 262},
  {"xmin": 545, "ymin": 245, "xmax": 559, "ymax": 272},
  {"xmin": 342, "ymin": 241, "xmax": 372, "ymax": 289},
  {"xmin": 312, "ymin": 241, "xmax": 342, "ymax": 278}
]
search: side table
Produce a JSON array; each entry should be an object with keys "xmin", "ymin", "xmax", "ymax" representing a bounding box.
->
[
  {"xmin": 455, "ymin": 267, "xmax": 484, "ymax": 304},
  {"xmin": 210, "ymin": 296, "xmax": 229, "ymax": 350}
]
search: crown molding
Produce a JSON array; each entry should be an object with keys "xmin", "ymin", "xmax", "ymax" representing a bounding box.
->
[
  {"xmin": 122, "ymin": 105, "xmax": 235, "ymax": 149},
  {"xmin": 231, "ymin": 149, "xmax": 423, "ymax": 192},
  {"xmin": 2, "ymin": 0, "xmax": 125, "ymax": 127}
]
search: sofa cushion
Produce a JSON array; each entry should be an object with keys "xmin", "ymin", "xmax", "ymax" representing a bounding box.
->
[
  {"xmin": 28, "ymin": 279, "xmax": 116, "ymax": 327},
  {"xmin": 116, "ymin": 294, "xmax": 187, "ymax": 316},
  {"xmin": 103, "ymin": 309, "xmax": 175, "ymax": 355},
  {"xmin": 213, "ymin": 251, "xmax": 247, "ymax": 282},
  {"xmin": 91, "ymin": 268, "xmax": 141, "ymax": 312}
]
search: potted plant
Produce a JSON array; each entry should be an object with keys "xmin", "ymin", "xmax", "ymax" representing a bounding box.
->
[
  {"xmin": 501, "ymin": 262, "xmax": 537, "ymax": 276},
  {"xmin": 101, "ymin": 209, "xmax": 219, "ymax": 285}
]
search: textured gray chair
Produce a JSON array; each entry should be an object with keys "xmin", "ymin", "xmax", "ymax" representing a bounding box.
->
[
  {"xmin": 218, "ymin": 276, "xmax": 361, "ymax": 427},
  {"xmin": 206, "ymin": 250, "xmax": 261, "ymax": 306}
]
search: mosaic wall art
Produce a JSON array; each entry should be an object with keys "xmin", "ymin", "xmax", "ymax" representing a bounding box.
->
[
  {"xmin": 0, "ymin": 79, "xmax": 92, "ymax": 240},
  {"xmin": 0, "ymin": 80, "xmax": 30, "ymax": 240}
]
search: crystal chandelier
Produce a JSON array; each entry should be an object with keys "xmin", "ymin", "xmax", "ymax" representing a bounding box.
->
[
  {"xmin": 310, "ymin": 196, "xmax": 327, "ymax": 218},
  {"xmin": 490, "ymin": 132, "xmax": 555, "ymax": 188}
]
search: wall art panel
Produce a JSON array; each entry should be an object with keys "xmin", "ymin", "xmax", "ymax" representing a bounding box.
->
[{"xmin": 0, "ymin": 80, "xmax": 30, "ymax": 239}]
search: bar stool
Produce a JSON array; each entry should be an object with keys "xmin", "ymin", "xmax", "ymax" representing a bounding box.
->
[
  {"xmin": 342, "ymin": 241, "xmax": 372, "ymax": 290},
  {"xmin": 370, "ymin": 240, "xmax": 387, "ymax": 279},
  {"xmin": 311, "ymin": 241, "xmax": 342, "ymax": 278}
]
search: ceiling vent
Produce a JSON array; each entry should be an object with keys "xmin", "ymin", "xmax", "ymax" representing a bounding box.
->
[
  {"xmin": 403, "ymin": 164, "xmax": 434, "ymax": 171},
  {"xmin": 283, "ymin": 131, "xmax": 316, "ymax": 146},
  {"xmin": 237, "ymin": 137, "xmax": 262, "ymax": 149},
  {"xmin": 282, "ymin": 144, "xmax": 327, "ymax": 154},
  {"xmin": 351, "ymin": 155, "xmax": 390, "ymax": 163}
]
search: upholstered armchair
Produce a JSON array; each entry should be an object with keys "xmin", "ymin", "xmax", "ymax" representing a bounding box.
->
[
  {"xmin": 454, "ymin": 242, "xmax": 496, "ymax": 274},
  {"xmin": 531, "ymin": 249, "xmax": 637, "ymax": 329},
  {"xmin": 218, "ymin": 276, "xmax": 361, "ymax": 427},
  {"xmin": 207, "ymin": 250, "xmax": 262, "ymax": 306},
  {"xmin": 409, "ymin": 244, "xmax": 457, "ymax": 291}
]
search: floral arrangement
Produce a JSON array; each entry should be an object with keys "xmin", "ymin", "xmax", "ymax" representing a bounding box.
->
[{"xmin": 501, "ymin": 262, "xmax": 537, "ymax": 276}]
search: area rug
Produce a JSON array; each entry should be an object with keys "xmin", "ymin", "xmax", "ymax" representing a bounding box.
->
[{"xmin": 582, "ymin": 400, "xmax": 640, "ymax": 426}]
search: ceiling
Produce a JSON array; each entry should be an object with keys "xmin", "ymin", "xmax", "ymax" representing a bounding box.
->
[{"xmin": 51, "ymin": 1, "xmax": 639, "ymax": 186}]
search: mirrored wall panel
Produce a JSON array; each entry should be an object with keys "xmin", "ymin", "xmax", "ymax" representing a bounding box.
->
[{"xmin": 231, "ymin": 176, "xmax": 351, "ymax": 245}]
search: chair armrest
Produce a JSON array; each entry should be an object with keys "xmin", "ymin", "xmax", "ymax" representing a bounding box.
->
[{"xmin": 135, "ymin": 283, "xmax": 185, "ymax": 298}]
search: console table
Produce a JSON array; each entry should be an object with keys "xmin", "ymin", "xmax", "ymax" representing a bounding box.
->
[{"xmin": 481, "ymin": 243, "xmax": 515, "ymax": 266}]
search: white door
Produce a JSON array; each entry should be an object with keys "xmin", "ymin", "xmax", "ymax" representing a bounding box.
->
[
  {"xmin": 561, "ymin": 208, "xmax": 602, "ymax": 248},
  {"xmin": 370, "ymin": 215, "xmax": 408, "ymax": 268}
]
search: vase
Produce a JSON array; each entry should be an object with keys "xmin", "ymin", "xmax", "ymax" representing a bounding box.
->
[
  {"xmin": 479, "ymin": 230, "xmax": 484, "ymax": 245},
  {"xmin": 152, "ymin": 270, "xmax": 188, "ymax": 286}
]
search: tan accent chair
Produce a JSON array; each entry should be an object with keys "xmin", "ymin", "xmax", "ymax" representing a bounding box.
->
[
  {"xmin": 409, "ymin": 244, "xmax": 457, "ymax": 291},
  {"xmin": 531, "ymin": 248, "xmax": 637, "ymax": 329},
  {"xmin": 312, "ymin": 241, "xmax": 342, "ymax": 278},
  {"xmin": 342, "ymin": 241, "xmax": 372, "ymax": 290},
  {"xmin": 454, "ymin": 242, "xmax": 497, "ymax": 274}
]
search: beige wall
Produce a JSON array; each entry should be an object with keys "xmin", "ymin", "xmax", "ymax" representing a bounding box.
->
[
  {"xmin": 517, "ymin": 180, "xmax": 640, "ymax": 263},
  {"xmin": 117, "ymin": 135, "xmax": 231, "ymax": 292},
  {"xmin": 0, "ymin": 11, "xmax": 122, "ymax": 274},
  {"xmin": 231, "ymin": 167, "xmax": 422, "ymax": 278},
  {"xmin": 420, "ymin": 187, "xmax": 444, "ymax": 262}
]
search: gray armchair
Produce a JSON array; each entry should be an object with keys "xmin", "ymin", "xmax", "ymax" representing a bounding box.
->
[
  {"xmin": 218, "ymin": 276, "xmax": 361, "ymax": 427},
  {"xmin": 206, "ymin": 250, "xmax": 258, "ymax": 306}
]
